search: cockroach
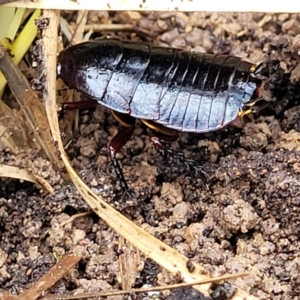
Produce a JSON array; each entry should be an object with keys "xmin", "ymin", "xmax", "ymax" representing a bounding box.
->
[{"xmin": 56, "ymin": 38, "xmax": 263, "ymax": 193}]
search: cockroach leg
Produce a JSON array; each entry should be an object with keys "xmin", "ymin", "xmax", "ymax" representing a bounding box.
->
[
  {"xmin": 149, "ymin": 132, "xmax": 206, "ymax": 175},
  {"xmin": 146, "ymin": 123, "xmax": 207, "ymax": 183},
  {"xmin": 61, "ymin": 99, "xmax": 98, "ymax": 110},
  {"xmin": 109, "ymin": 125, "xmax": 135, "ymax": 195},
  {"xmin": 110, "ymin": 112, "xmax": 136, "ymax": 195},
  {"xmin": 142, "ymin": 119, "xmax": 207, "ymax": 178},
  {"xmin": 59, "ymin": 99, "xmax": 98, "ymax": 119}
]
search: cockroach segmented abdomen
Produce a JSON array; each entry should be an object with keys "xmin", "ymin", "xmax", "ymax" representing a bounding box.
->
[{"xmin": 57, "ymin": 38, "xmax": 261, "ymax": 133}]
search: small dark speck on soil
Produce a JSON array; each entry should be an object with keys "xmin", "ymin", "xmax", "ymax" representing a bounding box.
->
[
  {"xmin": 209, "ymin": 282, "xmax": 237, "ymax": 300},
  {"xmin": 134, "ymin": 258, "xmax": 161, "ymax": 287},
  {"xmin": 169, "ymin": 287, "xmax": 211, "ymax": 300}
]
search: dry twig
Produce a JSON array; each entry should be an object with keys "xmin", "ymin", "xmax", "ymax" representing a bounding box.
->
[{"xmin": 18, "ymin": 254, "xmax": 82, "ymax": 300}]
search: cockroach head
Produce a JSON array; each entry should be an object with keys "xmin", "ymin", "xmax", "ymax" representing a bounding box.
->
[{"xmin": 56, "ymin": 49, "xmax": 77, "ymax": 87}]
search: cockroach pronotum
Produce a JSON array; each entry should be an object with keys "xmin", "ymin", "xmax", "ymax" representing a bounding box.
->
[{"xmin": 56, "ymin": 38, "xmax": 264, "ymax": 193}]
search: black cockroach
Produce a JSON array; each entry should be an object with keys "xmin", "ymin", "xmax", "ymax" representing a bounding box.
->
[{"xmin": 57, "ymin": 38, "xmax": 263, "ymax": 193}]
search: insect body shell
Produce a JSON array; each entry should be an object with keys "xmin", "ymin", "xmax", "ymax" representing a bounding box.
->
[{"xmin": 57, "ymin": 39, "xmax": 261, "ymax": 133}]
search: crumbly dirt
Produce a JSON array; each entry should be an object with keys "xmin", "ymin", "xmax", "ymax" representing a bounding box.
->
[{"xmin": 1, "ymin": 11, "xmax": 300, "ymax": 300}]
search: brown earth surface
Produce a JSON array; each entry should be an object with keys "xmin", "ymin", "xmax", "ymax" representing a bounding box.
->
[{"xmin": 1, "ymin": 11, "xmax": 300, "ymax": 300}]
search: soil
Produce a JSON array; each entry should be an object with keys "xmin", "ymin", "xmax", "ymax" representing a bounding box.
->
[{"xmin": 1, "ymin": 11, "xmax": 300, "ymax": 300}]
